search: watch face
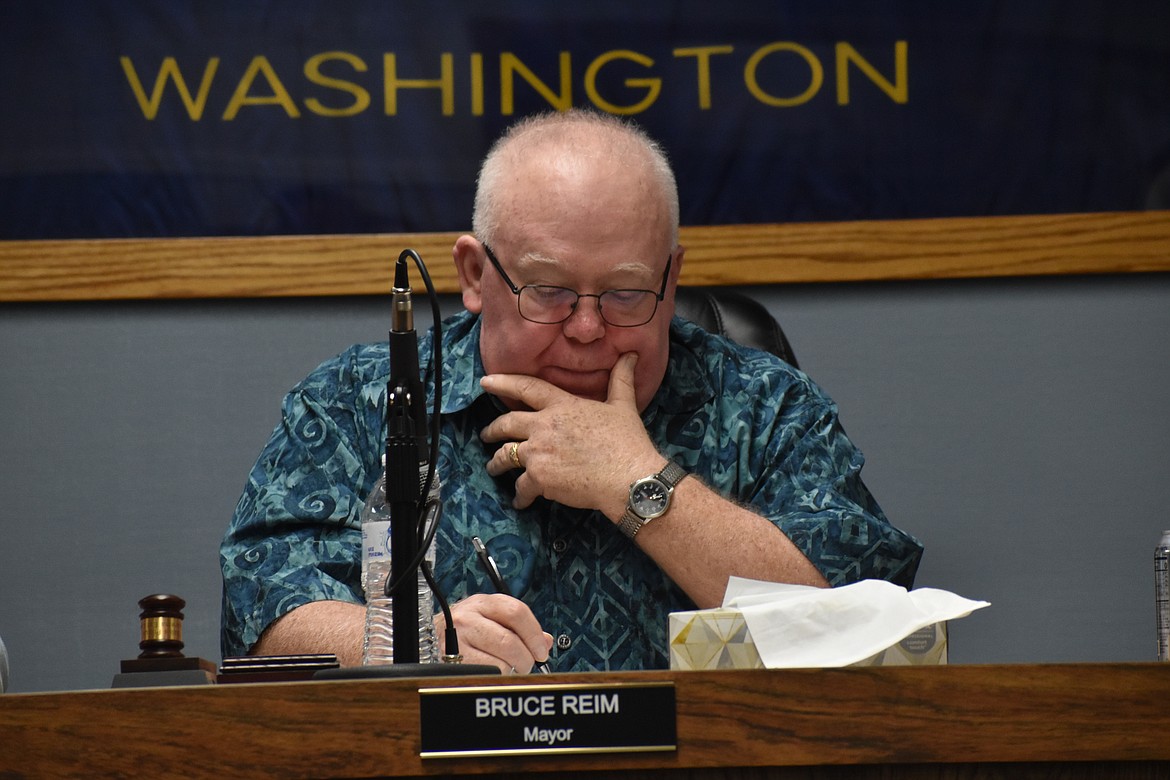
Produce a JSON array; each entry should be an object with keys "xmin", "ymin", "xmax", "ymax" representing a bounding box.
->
[{"xmin": 630, "ymin": 477, "xmax": 670, "ymax": 519}]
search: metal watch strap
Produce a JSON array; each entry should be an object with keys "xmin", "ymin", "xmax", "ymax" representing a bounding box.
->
[
  {"xmin": 657, "ymin": 460, "xmax": 687, "ymax": 489},
  {"xmin": 618, "ymin": 460, "xmax": 687, "ymax": 539},
  {"xmin": 618, "ymin": 507, "xmax": 647, "ymax": 539}
]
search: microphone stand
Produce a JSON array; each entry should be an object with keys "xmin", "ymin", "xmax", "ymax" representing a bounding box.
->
[
  {"xmin": 386, "ymin": 257, "xmax": 427, "ymax": 665},
  {"xmin": 317, "ymin": 250, "xmax": 497, "ymax": 680}
]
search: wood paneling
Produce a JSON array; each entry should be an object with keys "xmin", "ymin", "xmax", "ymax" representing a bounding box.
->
[{"xmin": 3, "ymin": 211, "xmax": 1167, "ymax": 302}]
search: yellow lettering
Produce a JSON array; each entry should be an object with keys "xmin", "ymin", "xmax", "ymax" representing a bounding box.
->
[
  {"xmin": 124, "ymin": 40, "xmax": 909, "ymax": 123},
  {"xmin": 500, "ymin": 52, "xmax": 571, "ymax": 115},
  {"xmin": 584, "ymin": 50, "xmax": 661, "ymax": 115},
  {"xmin": 222, "ymin": 56, "xmax": 300, "ymax": 119},
  {"xmin": 673, "ymin": 45, "xmax": 734, "ymax": 110},
  {"xmin": 744, "ymin": 42, "xmax": 823, "ymax": 107},
  {"xmin": 835, "ymin": 41, "xmax": 908, "ymax": 105},
  {"xmin": 470, "ymin": 53, "xmax": 484, "ymax": 116},
  {"xmin": 303, "ymin": 52, "xmax": 370, "ymax": 117},
  {"xmin": 383, "ymin": 53, "xmax": 454, "ymax": 116},
  {"xmin": 120, "ymin": 56, "xmax": 218, "ymax": 120}
]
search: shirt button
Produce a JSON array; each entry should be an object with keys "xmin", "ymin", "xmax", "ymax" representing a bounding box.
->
[
  {"xmin": 552, "ymin": 539, "xmax": 568, "ymax": 554},
  {"xmin": 556, "ymin": 634, "xmax": 573, "ymax": 651}
]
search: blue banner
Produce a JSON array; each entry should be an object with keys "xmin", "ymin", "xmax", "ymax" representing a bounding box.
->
[{"xmin": 1, "ymin": 2, "xmax": 1167, "ymax": 239}]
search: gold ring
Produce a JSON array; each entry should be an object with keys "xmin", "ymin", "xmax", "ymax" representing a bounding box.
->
[{"xmin": 509, "ymin": 442, "xmax": 522, "ymax": 469}]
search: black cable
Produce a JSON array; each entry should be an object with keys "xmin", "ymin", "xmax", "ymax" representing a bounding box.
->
[
  {"xmin": 420, "ymin": 548, "xmax": 459, "ymax": 659},
  {"xmin": 386, "ymin": 250, "xmax": 449, "ymax": 608}
]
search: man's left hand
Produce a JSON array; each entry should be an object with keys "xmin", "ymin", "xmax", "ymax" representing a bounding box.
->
[{"xmin": 480, "ymin": 352, "xmax": 663, "ymax": 516}]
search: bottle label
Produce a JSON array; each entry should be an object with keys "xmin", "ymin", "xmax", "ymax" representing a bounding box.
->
[{"xmin": 362, "ymin": 520, "xmax": 392, "ymax": 566}]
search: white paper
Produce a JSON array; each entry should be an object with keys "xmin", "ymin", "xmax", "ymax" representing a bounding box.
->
[{"xmin": 721, "ymin": 577, "xmax": 989, "ymax": 668}]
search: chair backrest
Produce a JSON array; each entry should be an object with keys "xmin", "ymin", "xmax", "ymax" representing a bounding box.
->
[{"xmin": 673, "ymin": 287, "xmax": 799, "ymax": 369}]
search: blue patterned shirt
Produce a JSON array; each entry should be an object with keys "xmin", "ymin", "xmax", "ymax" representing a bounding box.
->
[{"xmin": 220, "ymin": 311, "xmax": 922, "ymax": 668}]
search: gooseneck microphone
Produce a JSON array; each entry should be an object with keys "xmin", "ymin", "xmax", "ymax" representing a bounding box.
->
[
  {"xmin": 386, "ymin": 253, "xmax": 429, "ymax": 665},
  {"xmin": 318, "ymin": 249, "xmax": 498, "ymax": 679}
]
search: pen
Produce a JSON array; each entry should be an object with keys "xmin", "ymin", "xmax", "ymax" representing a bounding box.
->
[{"xmin": 471, "ymin": 536, "xmax": 551, "ymax": 674}]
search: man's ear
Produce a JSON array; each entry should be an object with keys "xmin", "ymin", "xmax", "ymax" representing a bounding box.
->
[
  {"xmin": 452, "ymin": 235, "xmax": 485, "ymax": 313},
  {"xmin": 671, "ymin": 244, "xmax": 685, "ymax": 287},
  {"xmin": 660, "ymin": 244, "xmax": 685, "ymax": 319}
]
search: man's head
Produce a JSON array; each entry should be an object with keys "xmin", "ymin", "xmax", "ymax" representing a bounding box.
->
[{"xmin": 453, "ymin": 110, "xmax": 683, "ymax": 411}]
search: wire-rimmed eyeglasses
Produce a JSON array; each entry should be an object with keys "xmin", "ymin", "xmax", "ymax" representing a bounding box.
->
[{"xmin": 482, "ymin": 243, "xmax": 672, "ymax": 328}]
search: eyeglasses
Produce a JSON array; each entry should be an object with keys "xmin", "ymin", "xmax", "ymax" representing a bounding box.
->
[{"xmin": 482, "ymin": 243, "xmax": 672, "ymax": 328}]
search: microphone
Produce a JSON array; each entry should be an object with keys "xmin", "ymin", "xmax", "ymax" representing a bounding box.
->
[
  {"xmin": 386, "ymin": 252, "xmax": 428, "ymax": 665},
  {"xmin": 316, "ymin": 249, "xmax": 499, "ymax": 680}
]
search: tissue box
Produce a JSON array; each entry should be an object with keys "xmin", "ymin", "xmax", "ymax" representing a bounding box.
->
[{"xmin": 668, "ymin": 608, "xmax": 948, "ymax": 670}]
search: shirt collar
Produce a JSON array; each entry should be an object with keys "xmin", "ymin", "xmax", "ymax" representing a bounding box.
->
[
  {"xmin": 427, "ymin": 311, "xmax": 489, "ymax": 415},
  {"xmin": 650, "ymin": 317, "xmax": 716, "ymax": 416}
]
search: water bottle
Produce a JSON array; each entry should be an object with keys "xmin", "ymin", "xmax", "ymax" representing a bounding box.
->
[
  {"xmin": 361, "ymin": 463, "xmax": 439, "ymax": 665},
  {"xmin": 0, "ymin": 633, "xmax": 9, "ymax": 693},
  {"xmin": 1156, "ymin": 530, "xmax": 1170, "ymax": 662}
]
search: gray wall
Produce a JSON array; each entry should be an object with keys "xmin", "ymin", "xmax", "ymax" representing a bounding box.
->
[{"xmin": 2, "ymin": 275, "xmax": 1168, "ymax": 693}]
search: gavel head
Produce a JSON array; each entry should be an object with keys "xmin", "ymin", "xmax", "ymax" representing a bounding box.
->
[{"xmin": 137, "ymin": 594, "xmax": 186, "ymax": 659}]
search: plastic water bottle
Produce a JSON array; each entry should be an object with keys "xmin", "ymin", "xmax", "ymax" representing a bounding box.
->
[
  {"xmin": 361, "ymin": 464, "xmax": 439, "ymax": 665},
  {"xmin": 0, "ymin": 633, "xmax": 9, "ymax": 693},
  {"xmin": 1156, "ymin": 530, "xmax": 1170, "ymax": 662}
]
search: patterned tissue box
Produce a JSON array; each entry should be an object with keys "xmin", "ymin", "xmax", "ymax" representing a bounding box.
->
[{"xmin": 668, "ymin": 608, "xmax": 947, "ymax": 670}]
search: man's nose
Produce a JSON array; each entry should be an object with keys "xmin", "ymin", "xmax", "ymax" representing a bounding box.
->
[{"xmin": 562, "ymin": 294, "xmax": 606, "ymax": 341}]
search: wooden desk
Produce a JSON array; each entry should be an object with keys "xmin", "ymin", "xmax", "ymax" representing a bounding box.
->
[{"xmin": 2, "ymin": 663, "xmax": 1168, "ymax": 779}]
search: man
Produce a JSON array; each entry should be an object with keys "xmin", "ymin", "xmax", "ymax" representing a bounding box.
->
[{"xmin": 221, "ymin": 109, "xmax": 922, "ymax": 674}]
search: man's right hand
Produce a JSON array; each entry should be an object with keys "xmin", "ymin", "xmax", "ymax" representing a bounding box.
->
[
  {"xmin": 252, "ymin": 594, "xmax": 553, "ymax": 674},
  {"xmin": 435, "ymin": 593, "xmax": 554, "ymax": 674}
]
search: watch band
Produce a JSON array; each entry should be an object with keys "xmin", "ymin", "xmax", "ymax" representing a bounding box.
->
[
  {"xmin": 657, "ymin": 460, "xmax": 687, "ymax": 488},
  {"xmin": 618, "ymin": 507, "xmax": 647, "ymax": 539},
  {"xmin": 618, "ymin": 460, "xmax": 688, "ymax": 539}
]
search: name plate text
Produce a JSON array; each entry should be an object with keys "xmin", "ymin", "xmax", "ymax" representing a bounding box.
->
[{"xmin": 419, "ymin": 682, "xmax": 676, "ymax": 758}]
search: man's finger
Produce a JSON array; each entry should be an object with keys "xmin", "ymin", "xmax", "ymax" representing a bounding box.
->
[
  {"xmin": 606, "ymin": 352, "xmax": 639, "ymax": 406},
  {"xmin": 480, "ymin": 410, "xmax": 538, "ymax": 444},
  {"xmin": 481, "ymin": 373, "xmax": 568, "ymax": 411}
]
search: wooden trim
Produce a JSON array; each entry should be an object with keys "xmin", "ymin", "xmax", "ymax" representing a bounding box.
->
[
  {"xmin": 2, "ymin": 211, "xmax": 1168, "ymax": 302},
  {"xmin": 2, "ymin": 664, "xmax": 1168, "ymax": 778}
]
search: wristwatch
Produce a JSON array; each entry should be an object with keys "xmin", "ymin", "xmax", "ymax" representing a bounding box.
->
[{"xmin": 618, "ymin": 460, "xmax": 688, "ymax": 539}]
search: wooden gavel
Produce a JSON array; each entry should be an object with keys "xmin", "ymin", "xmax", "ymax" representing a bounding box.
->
[{"xmin": 136, "ymin": 593, "xmax": 186, "ymax": 659}]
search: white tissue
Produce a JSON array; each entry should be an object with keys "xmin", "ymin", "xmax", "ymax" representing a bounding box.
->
[{"xmin": 721, "ymin": 577, "xmax": 989, "ymax": 668}]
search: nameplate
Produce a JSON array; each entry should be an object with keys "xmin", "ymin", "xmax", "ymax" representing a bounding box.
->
[{"xmin": 419, "ymin": 682, "xmax": 676, "ymax": 758}]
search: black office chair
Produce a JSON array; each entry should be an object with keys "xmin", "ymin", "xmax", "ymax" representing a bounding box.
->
[{"xmin": 673, "ymin": 287, "xmax": 799, "ymax": 369}]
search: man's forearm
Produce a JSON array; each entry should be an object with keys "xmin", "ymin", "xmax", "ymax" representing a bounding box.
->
[
  {"xmin": 251, "ymin": 600, "xmax": 366, "ymax": 666},
  {"xmin": 633, "ymin": 477, "xmax": 829, "ymax": 608}
]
